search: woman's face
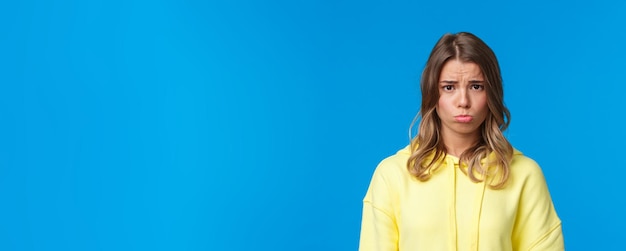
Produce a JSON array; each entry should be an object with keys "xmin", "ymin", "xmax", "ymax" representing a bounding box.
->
[{"xmin": 436, "ymin": 59, "xmax": 488, "ymax": 140}]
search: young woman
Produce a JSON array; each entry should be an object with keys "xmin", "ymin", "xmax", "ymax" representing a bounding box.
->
[{"xmin": 359, "ymin": 32, "xmax": 564, "ymax": 251}]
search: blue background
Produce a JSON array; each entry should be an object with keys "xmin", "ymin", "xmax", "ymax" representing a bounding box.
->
[{"xmin": 1, "ymin": 0, "xmax": 623, "ymax": 250}]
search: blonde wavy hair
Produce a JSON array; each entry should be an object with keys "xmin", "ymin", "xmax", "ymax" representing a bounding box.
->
[{"xmin": 408, "ymin": 32, "xmax": 513, "ymax": 189}]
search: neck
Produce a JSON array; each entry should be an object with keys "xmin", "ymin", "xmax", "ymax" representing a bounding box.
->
[{"xmin": 441, "ymin": 131, "xmax": 480, "ymax": 157}]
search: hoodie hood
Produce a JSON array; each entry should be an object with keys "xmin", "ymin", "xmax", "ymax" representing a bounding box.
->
[{"xmin": 396, "ymin": 144, "xmax": 522, "ymax": 251}]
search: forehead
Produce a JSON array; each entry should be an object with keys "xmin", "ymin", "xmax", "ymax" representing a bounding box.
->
[{"xmin": 439, "ymin": 60, "xmax": 483, "ymax": 79}]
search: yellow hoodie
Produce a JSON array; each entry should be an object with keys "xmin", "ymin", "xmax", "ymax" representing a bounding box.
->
[{"xmin": 359, "ymin": 146, "xmax": 563, "ymax": 251}]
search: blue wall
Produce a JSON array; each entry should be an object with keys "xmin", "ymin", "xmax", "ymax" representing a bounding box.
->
[{"xmin": 1, "ymin": 0, "xmax": 623, "ymax": 250}]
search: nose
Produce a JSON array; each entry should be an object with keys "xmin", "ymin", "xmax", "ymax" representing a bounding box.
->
[{"xmin": 457, "ymin": 89, "xmax": 470, "ymax": 108}]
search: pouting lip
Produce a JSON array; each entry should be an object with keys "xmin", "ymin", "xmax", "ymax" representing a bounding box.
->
[{"xmin": 454, "ymin": 115, "xmax": 473, "ymax": 123}]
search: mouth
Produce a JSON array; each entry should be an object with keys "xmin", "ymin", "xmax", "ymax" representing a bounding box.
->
[{"xmin": 454, "ymin": 115, "xmax": 473, "ymax": 123}]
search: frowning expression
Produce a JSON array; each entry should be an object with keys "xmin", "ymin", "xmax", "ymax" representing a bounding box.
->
[{"xmin": 436, "ymin": 60, "xmax": 489, "ymax": 139}]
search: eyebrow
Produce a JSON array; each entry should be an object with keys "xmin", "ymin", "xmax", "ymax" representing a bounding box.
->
[
  {"xmin": 439, "ymin": 80, "xmax": 458, "ymax": 84},
  {"xmin": 439, "ymin": 80, "xmax": 485, "ymax": 84}
]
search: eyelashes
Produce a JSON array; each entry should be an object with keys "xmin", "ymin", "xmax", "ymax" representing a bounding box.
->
[{"xmin": 440, "ymin": 84, "xmax": 485, "ymax": 92}]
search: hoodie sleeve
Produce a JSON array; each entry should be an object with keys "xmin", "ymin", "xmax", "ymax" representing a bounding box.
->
[
  {"xmin": 359, "ymin": 160, "xmax": 399, "ymax": 251},
  {"xmin": 511, "ymin": 159, "xmax": 564, "ymax": 251}
]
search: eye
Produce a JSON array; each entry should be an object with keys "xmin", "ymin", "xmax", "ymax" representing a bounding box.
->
[
  {"xmin": 442, "ymin": 85, "xmax": 454, "ymax": 91},
  {"xmin": 470, "ymin": 84, "xmax": 484, "ymax": 90}
]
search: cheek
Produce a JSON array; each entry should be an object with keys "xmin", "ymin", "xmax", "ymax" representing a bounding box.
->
[
  {"xmin": 476, "ymin": 95, "xmax": 489, "ymax": 115},
  {"xmin": 478, "ymin": 96, "xmax": 487, "ymax": 107},
  {"xmin": 436, "ymin": 95, "xmax": 447, "ymax": 109}
]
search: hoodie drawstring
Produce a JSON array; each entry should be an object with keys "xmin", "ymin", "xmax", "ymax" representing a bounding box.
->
[
  {"xmin": 447, "ymin": 155, "xmax": 487, "ymax": 251},
  {"xmin": 448, "ymin": 157, "xmax": 458, "ymax": 250}
]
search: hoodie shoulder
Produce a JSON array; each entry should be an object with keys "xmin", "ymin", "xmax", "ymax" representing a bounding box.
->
[
  {"xmin": 373, "ymin": 145, "xmax": 411, "ymax": 178},
  {"xmin": 509, "ymin": 149, "xmax": 547, "ymax": 181}
]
